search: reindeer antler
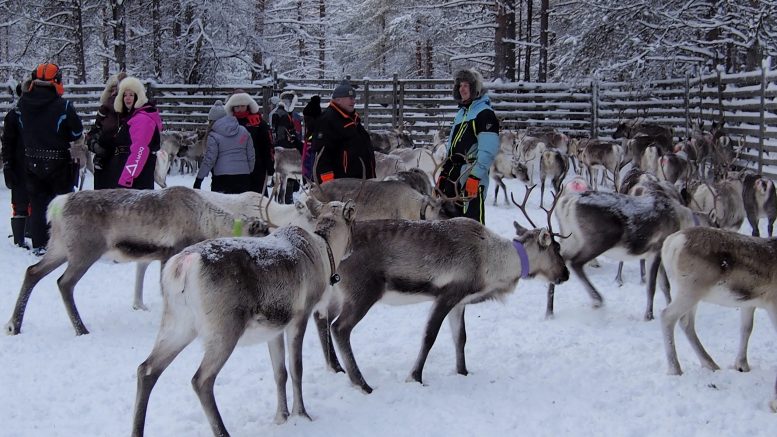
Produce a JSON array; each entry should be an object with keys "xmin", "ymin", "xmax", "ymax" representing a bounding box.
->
[
  {"xmin": 541, "ymin": 187, "xmax": 571, "ymax": 239},
  {"xmin": 510, "ymin": 184, "xmax": 538, "ymax": 228}
]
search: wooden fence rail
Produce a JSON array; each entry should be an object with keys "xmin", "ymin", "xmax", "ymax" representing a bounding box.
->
[{"xmin": 2, "ymin": 66, "xmax": 777, "ymax": 178}]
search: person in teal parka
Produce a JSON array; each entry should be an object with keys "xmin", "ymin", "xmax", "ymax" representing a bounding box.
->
[{"xmin": 436, "ymin": 68, "xmax": 500, "ymax": 224}]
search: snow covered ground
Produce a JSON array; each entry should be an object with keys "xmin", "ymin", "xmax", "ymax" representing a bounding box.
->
[{"xmin": 1, "ymin": 173, "xmax": 775, "ymax": 437}]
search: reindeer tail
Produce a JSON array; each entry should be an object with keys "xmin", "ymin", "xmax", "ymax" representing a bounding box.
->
[{"xmin": 161, "ymin": 251, "xmax": 201, "ymax": 299}]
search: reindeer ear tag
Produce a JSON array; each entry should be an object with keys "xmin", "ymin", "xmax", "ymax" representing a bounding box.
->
[{"xmin": 330, "ymin": 273, "xmax": 341, "ymax": 285}]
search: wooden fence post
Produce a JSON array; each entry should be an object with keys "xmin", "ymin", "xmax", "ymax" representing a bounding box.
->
[
  {"xmin": 398, "ymin": 79, "xmax": 405, "ymax": 128},
  {"xmin": 363, "ymin": 78, "xmax": 370, "ymax": 129},
  {"xmin": 684, "ymin": 72, "xmax": 690, "ymax": 141},
  {"xmin": 392, "ymin": 73, "xmax": 399, "ymax": 128},
  {"xmin": 716, "ymin": 69, "xmax": 725, "ymax": 125},
  {"xmin": 590, "ymin": 76, "xmax": 599, "ymax": 138},
  {"xmin": 759, "ymin": 60, "xmax": 767, "ymax": 174}
]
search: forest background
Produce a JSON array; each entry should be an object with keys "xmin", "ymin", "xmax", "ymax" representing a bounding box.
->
[{"xmin": 1, "ymin": 1, "xmax": 775, "ymax": 85}]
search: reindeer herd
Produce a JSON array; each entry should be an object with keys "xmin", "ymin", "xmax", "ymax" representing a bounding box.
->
[{"xmin": 3, "ymin": 119, "xmax": 777, "ymax": 435}]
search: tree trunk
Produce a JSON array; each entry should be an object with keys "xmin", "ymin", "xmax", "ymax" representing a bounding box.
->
[
  {"xmin": 538, "ymin": 0, "xmax": 548, "ymax": 82},
  {"xmin": 152, "ymin": 0, "xmax": 162, "ymax": 80},
  {"xmin": 297, "ymin": 0, "xmax": 305, "ymax": 66},
  {"xmin": 318, "ymin": 0, "xmax": 326, "ymax": 79},
  {"xmin": 494, "ymin": 1, "xmax": 507, "ymax": 79},
  {"xmin": 517, "ymin": 0, "xmax": 523, "ymax": 78},
  {"xmin": 71, "ymin": 0, "xmax": 87, "ymax": 83},
  {"xmin": 111, "ymin": 0, "xmax": 126, "ymax": 72},
  {"xmin": 505, "ymin": 0, "xmax": 516, "ymax": 81},
  {"xmin": 523, "ymin": 0, "xmax": 532, "ymax": 81},
  {"xmin": 415, "ymin": 22, "xmax": 423, "ymax": 77},
  {"xmin": 252, "ymin": 0, "xmax": 266, "ymax": 81},
  {"xmin": 425, "ymin": 39, "xmax": 434, "ymax": 79}
]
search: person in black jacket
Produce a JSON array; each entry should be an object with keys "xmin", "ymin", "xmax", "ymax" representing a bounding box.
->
[
  {"xmin": 301, "ymin": 95, "xmax": 321, "ymax": 182},
  {"xmin": 1, "ymin": 83, "xmax": 30, "ymax": 248},
  {"xmin": 312, "ymin": 80, "xmax": 376, "ymax": 183},
  {"xmin": 271, "ymin": 91, "xmax": 303, "ymax": 203},
  {"xmin": 85, "ymin": 72, "xmax": 126, "ymax": 189},
  {"xmin": 18, "ymin": 63, "xmax": 83, "ymax": 254},
  {"xmin": 225, "ymin": 90, "xmax": 274, "ymax": 194}
]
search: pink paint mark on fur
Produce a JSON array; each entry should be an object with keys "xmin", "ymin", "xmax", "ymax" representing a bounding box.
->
[{"xmin": 566, "ymin": 177, "xmax": 589, "ymax": 193}]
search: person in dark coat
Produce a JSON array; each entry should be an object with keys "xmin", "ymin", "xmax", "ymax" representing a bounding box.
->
[
  {"xmin": 109, "ymin": 76, "xmax": 162, "ymax": 189},
  {"xmin": 271, "ymin": 91, "xmax": 303, "ymax": 203},
  {"xmin": 225, "ymin": 90, "xmax": 274, "ymax": 194},
  {"xmin": 193, "ymin": 100, "xmax": 255, "ymax": 194},
  {"xmin": 18, "ymin": 63, "xmax": 83, "ymax": 254},
  {"xmin": 301, "ymin": 95, "xmax": 322, "ymax": 182},
  {"xmin": 1, "ymin": 83, "xmax": 31, "ymax": 248},
  {"xmin": 311, "ymin": 81, "xmax": 376, "ymax": 183},
  {"xmin": 85, "ymin": 72, "xmax": 127, "ymax": 189}
]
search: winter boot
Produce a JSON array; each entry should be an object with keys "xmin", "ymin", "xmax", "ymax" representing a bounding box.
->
[{"xmin": 11, "ymin": 216, "xmax": 29, "ymax": 249}]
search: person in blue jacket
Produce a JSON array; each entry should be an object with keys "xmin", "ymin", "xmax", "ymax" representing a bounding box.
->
[{"xmin": 436, "ymin": 68, "xmax": 500, "ymax": 224}]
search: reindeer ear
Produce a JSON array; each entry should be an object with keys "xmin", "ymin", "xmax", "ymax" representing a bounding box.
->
[
  {"xmin": 343, "ymin": 200, "xmax": 356, "ymax": 222},
  {"xmin": 513, "ymin": 221, "xmax": 528, "ymax": 235},
  {"xmin": 538, "ymin": 229, "xmax": 552, "ymax": 248}
]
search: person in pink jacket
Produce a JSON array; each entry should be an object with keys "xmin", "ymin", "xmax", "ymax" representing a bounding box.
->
[{"xmin": 110, "ymin": 76, "xmax": 163, "ymax": 189}]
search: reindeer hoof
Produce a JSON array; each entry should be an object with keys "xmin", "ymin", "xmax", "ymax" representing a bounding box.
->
[
  {"xmin": 274, "ymin": 411, "xmax": 289, "ymax": 424},
  {"xmin": 294, "ymin": 410, "xmax": 312, "ymax": 421},
  {"xmin": 644, "ymin": 312, "xmax": 654, "ymax": 321},
  {"xmin": 132, "ymin": 303, "xmax": 149, "ymax": 311},
  {"xmin": 406, "ymin": 372, "xmax": 424, "ymax": 386},
  {"xmin": 5, "ymin": 321, "xmax": 20, "ymax": 336},
  {"xmin": 770, "ymin": 399, "xmax": 777, "ymax": 413},
  {"xmin": 667, "ymin": 368, "xmax": 683, "ymax": 376},
  {"xmin": 74, "ymin": 326, "xmax": 90, "ymax": 336},
  {"xmin": 734, "ymin": 361, "xmax": 750, "ymax": 373},
  {"xmin": 544, "ymin": 312, "xmax": 555, "ymax": 320}
]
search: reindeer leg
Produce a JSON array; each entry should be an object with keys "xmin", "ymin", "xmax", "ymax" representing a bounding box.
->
[
  {"xmin": 332, "ymin": 288, "xmax": 382, "ymax": 394},
  {"xmin": 132, "ymin": 307, "xmax": 197, "ymax": 437},
  {"xmin": 56, "ymin": 252, "xmax": 103, "ymax": 335},
  {"xmin": 658, "ymin": 263, "xmax": 671, "ymax": 305},
  {"xmin": 313, "ymin": 308, "xmax": 344, "ymax": 373},
  {"xmin": 5, "ymin": 252, "xmax": 67, "ymax": 335},
  {"xmin": 133, "ymin": 262, "xmax": 151, "ymax": 311},
  {"xmin": 192, "ymin": 325, "xmax": 242, "ymax": 437},
  {"xmin": 570, "ymin": 262, "xmax": 604, "ymax": 308},
  {"xmin": 615, "ymin": 262, "xmax": 624, "ymax": 287},
  {"xmin": 267, "ymin": 333, "xmax": 290, "ymax": 424},
  {"xmin": 678, "ymin": 306, "xmax": 720, "ymax": 371},
  {"xmin": 747, "ymin": 212, "xmax": 760, "ymax": 237},
  {"xmin": 644, "ymin": 254, "xmax": 661, "ymax": 321},
  {"xmin": 408, "ymin": 298, "xmax": 458, "ymax": 385},
  {"xmin": 640, "ymin": 259, "xmax": 646, "ymax": 284},
  {"xmin": 734, "ymin": 307, "xmax": 755, "ymax": 372},
  {"xmin": 540, "ymin": 177, "xmax": 546, "ymax": 209},
  {"xmin": 447, "ymin": 304, "xmax": 467, "ymax": 375},
  {"xmin": 287, "ymin": 314, "xmax": 313, "ymax": 420},
  {"xmin": 545, "ymin": 283, "xmax": 555, "ymax": 319}
]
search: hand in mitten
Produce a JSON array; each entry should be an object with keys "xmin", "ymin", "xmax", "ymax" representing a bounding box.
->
[
  {"xmin": 193, "ymin": 178, "xmax": 203, "ymax": 189},
  {"xmin": 465, "ymin": 176, "xmax": 480, "ymax": 198}
]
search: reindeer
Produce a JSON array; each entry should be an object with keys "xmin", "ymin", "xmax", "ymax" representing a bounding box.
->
[
  {"xmin": 539, "ymin": 149, "xmax": 568, "ymax": 208},
  {"xmin": 657, "ymin": 151, "xmax": 691, "ymax": 185},
  {"xmin": 383, "ymin": 168, "xmax": 434, "ymax": 196},
  {"xmin": 612, "ymin": 119, "xmax": 674, "ymax": 151},
  {"xmin": 369, "ymin": 128, "xmax": 414, "ymax": 153},
  {"xmin": 515, "ymin": 133, "xmax": 546, "ymax": 182},
  {"xmin": 4, "ymin": 187, "xmax": 270, "ymax": 336},
  {"xmin": 575, "ymin": 139, "xmax": 623, "ymax": 191},
  {"xmin": 310, "ymin": 178, "xmax": 453, "ymax": 221},
  {"xmin": 374, "ymin": 151, "xmax": 408, "ymax": 179},
  {"xmin": 131, "ymin": 199, "xmax": 356, "ymax": 437},
  {"xmin": 659, "ymin": 227, "xmax": 777, "ymax": 412},
  {"xmin": 388, "ymin": 146, "xmax": 441, "ymax": 182},
  {"xmin": 272, "ymin": 147, "xmax": 303, "ymax": 204},
  {"xmin": 317, "ymin": 204, "xmax": 569, "ymax": 393},
  {"xmin": 688, "ymin": 173, "xmax": 745, "ymax": 231},
  {"xmin": 547, "ymin": 177, "xmax": 702, "ymax": 320},
  {"xmin": 491, "ymin": 152, "xmax": 530, "ymax": 206},
  {"xmin": 741, "ymin": 173, "xmax": 777, "ymax": 237}
]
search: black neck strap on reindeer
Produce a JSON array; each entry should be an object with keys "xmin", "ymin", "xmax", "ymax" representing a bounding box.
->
[
  {"xmin": 315, "ymin": 231, "xmax": 341, "ymax": 285},
  {"xmin": 512, "ymin": 239, "xmax": 531, "ymax": 279}
]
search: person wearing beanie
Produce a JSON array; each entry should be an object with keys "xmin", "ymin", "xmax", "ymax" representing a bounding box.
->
[
  {"xmin": 86, "ymin": 71, "xmax": 127, "ymax": 189},
  {"xmin": 311, "ymin": 79, "xmax": 376, "ymax": 183},
  {"xmin": 270, "ymin": 91, "xmax": 303, "ymax": 203},
  {"xmin": 193, "ymin": 100, "xmax": 255, "ymax": 194},
  {"xmin": 224, "ymin": 90, "xmax": 274, "ymax": 194},
  {"xmin": 1, "ymin": 81, "xmax": 31, "ymax": 249},
  {"xmin": 108, "ymin": 76, "xmax": 163, "ymax": 190},
  {"xmin": 301, "ymin": 95, "xmax": 322, "ymax": 182},
  {"xmin": 436, "ymin": 68, "xmax": 500, "ymax": 224},
  {"xmin": 17, "ymin": 63, "xmax": 83, "ymax": 254}
]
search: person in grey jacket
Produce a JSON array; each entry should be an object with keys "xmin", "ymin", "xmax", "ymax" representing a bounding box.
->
[{"xmin": 193, "ymin": 100, "xmax": 255, "ymax": 194}]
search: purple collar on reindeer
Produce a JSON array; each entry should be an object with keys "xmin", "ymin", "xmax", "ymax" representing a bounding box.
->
[{"xmin": 512, "ymin": 239, "xmax": 531, "ymax": 279}]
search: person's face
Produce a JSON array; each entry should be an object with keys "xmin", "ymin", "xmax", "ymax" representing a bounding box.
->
[
  {"xmin": 233, "ymin": 104, "xmax": 248, "ymax": 113},
  {"xmin": 459, "ymin": 81, "xmax": 472, "ymax": 102},
  {"xmin": 123, "ymin": 90, "xmax": 136, "ymax": 109},
  {"xmin": 333, "ymin": 96, "xmax": 356, "ymax": 113}
]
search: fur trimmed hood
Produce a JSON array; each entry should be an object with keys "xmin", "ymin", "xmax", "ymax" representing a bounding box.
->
[
  {"xmin": 279, "ymin": 91, "xmax": 298, "ymax": 112},
  {"xmin": 113, "ymin": 76, "xmax": 148, "ymax": 112},
  {"xmin": 225, "ymin": 92, "xmax": 260, "ymax": 114},
  {"xmin": 453, "ymin": 68, "xmax": 486, "ymax": 104},
  {"xmin": 100, "ymin": 72, "xmax": 127, "ymax": 105}
]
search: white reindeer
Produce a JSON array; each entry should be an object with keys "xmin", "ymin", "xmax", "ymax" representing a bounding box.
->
[
  {"xmin": 660, "ymin": 226, "xmax": 777, "ymax": 412},
  {"xmin": 4, "ymin": 187, "xmax": 270, "ymax": 336},
  {"xmin": 131, "ymin": 199, "xmax": 356, "ymax": 436}
]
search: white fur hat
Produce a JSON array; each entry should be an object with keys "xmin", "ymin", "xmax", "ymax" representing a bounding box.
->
[
  {"xmin": 225, "ymin": 92, "xmax": 260, "ymax": 114},
  {"xmin": 113, "ymin": 76, "xmax": 148, "ymax": 112},
  {"xmin": 100, "ymin": 72, "xmax": 127, "ymax": 105}
]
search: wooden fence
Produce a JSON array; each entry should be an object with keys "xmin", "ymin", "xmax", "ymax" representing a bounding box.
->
[{"xmin": 2, "ymin": 68, "xmax": 777, "ymax": 178}]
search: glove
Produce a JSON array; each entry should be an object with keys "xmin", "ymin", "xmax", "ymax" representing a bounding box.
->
[
  {"xmin": 320, "ymin": 172, "xmax": 335, "ymax": 184},
  {"xmin": 3, "ymin": 164, "xmax": 15, "ymax": 190},
  {"xmin": 465, "ymin": 176, "xmax": 480, "ymax": 198},
  {"xmin": 193, "ymin": 178, "xmax": 203, "ymax": 189}
]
